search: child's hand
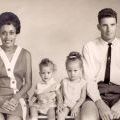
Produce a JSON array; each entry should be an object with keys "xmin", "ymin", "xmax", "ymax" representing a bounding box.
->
[
  {"xmin": 71, "ymin": 105, "xmax": 79, "ymax": 117},
  {"xmin": 32, "ymin": 103, "xmax": 40, "ymax": 109},
  {"xmin": 29, "ymin": 96, "xmax": 37, "ymax": 106},
  {"xmin": 57, "ymin": 102, "xmax": 64, "ymax": 113}
]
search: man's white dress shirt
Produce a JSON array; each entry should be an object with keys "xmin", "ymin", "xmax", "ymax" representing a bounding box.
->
[{"xmin": 82, "ymin": 37, "xmax": 120, "ymax": 102}]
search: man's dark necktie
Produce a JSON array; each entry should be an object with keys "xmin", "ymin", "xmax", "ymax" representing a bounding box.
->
[{"xmin": 104, "ymin": 43, "xmax": 112, "ymax": 84}]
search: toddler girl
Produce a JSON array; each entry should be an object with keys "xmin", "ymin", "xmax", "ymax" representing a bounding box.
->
[{"xmin": 57, "ymin": 52, "xmax": 86, "ymax": 120}]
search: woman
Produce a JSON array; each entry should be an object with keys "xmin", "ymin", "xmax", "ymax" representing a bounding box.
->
[{"xmin": 0, "ymin": 12, "xmax": 32, "ymax": 120}]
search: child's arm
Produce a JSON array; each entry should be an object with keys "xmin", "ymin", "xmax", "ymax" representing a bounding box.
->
[
  {"xmin": 56, "ymin": 83, "xmax": 64, "ymax": 113},
  {"xmin": 29, "ymin": 83, "xmax": 39, "ymax": 106},
  {"xmin": 29, "ymin": 93, "xmax": 37, "ymax": 106},
  {"xmin": 71, "ymin": 84, "xmax": 87, "ymax": 117},
  {"xmin": 56, "ymin": 88, "xmax": 63, "ymax": 104},
  {"xmin": 29, "ymin": 83, "xmax": 42, "ymax": 106}
]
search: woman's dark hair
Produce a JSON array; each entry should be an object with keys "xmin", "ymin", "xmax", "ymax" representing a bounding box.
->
[
  {"xmin": 98, "ymin": 8, "xmax": 117, "ymax": 23},
  {"xmin": 66, "ymin": 51, "xmax": 82, "ymax": 68},
  {"xmin": 0, "ymin": 12, "xmax": 21, "ymax": 34},
  {"xmin": 39, "ymin": 58, "xmax": 56, "ymax": 72}
]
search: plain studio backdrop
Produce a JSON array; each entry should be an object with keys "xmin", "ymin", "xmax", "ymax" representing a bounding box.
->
[{"xmin": 0, "ymin": 0, "xmax": 120, "ymax": 95}]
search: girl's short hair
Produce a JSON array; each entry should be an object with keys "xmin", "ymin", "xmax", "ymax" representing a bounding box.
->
[
  {"xmin": 66, "ymin": 51, "xmax": 82, "ymax": 68},
  {"xmin": 0, "ymin": 12, "xmax": 21, "ymax": 34},
  {"xmin": 39, "ymin": 58, "xmax": 56, "ymax": 72}
]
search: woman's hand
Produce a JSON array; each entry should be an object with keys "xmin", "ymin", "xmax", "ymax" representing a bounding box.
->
[
  {"xmin": 2, "ymin": 98, "xmax": 18, "ymax": 111},
  {"xmin": 9, "ymin": 98, "xmax": 19, "ymax": 108},
  {"xmin": 2, "ymin": 100, "xmax": 12, "ymax": 111}
]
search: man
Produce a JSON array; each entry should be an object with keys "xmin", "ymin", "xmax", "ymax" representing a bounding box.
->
[{"xmin": 81, "ymin": 8, "xmax": 120, "ymax": 120}]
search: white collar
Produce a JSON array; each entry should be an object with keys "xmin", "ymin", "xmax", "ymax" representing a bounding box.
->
[{"xmin": 99, "ymin": 37, "xmax": 119, "ymax": 46}]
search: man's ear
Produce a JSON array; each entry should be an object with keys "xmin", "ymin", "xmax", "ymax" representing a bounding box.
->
[{"xmin": 97, "ymin": 24, "xmax": 101, "ymax": 31}]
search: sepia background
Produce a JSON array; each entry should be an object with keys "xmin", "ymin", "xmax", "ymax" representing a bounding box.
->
[{"xmin": 0, "ymin": 0, "xmax": 120, "ymax": 95}]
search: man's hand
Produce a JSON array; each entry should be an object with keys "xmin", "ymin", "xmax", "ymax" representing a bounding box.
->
[
  {"xmin": 95, "ymin": 99, "xmax": 113, "ymax": 120},
  {"xmin": 111, "ymin": 100, "xmax": 120, "ymax": 119}
]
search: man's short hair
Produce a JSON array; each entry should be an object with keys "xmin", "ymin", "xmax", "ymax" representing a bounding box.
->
[{"xmin": 98, "ymin": 8, "xmax": 117, "ymax": 23}]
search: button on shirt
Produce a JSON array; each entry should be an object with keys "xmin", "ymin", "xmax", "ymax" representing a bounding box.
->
[{"xmin": 82, "ymin": 37, "xmax": 120, "ymax": 102}]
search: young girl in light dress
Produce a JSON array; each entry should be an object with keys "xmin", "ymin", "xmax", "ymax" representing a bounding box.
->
[
  {"xmin": 57, "ymin": 52, "xmax": 86, "ymax": 120},
  {"xmin": 30, "ymin": 58, "xmax": 61, "ymax": 120}
]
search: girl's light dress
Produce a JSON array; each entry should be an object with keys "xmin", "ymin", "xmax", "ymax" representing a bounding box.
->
[{"xmin": 62, "ymin": 78, "xmax": 86, "ymax": 108}]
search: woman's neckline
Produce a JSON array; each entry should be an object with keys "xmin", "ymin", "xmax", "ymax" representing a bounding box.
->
[{"xmin": 0, "ymin": 45, "xmax": 17, "ymax": 53}]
